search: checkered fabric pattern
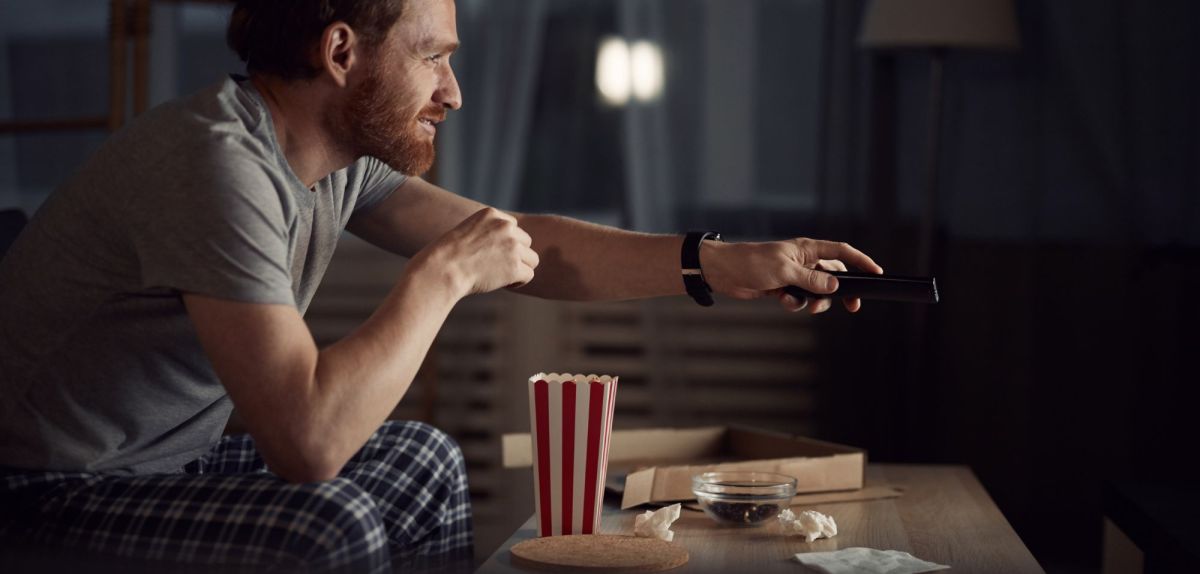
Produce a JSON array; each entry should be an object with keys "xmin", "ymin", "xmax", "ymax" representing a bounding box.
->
[{"xmin": 0, "ymin": 420, "xmax": 473, "ymax": 573}]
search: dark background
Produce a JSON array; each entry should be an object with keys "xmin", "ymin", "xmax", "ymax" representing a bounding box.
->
[
  {"xmin": 2, "ymin": 1, "xmax": 1197, "ymax": 572},
  {"xmin": 812, "ymin": 1, "xmax": 1200, "ymax": 571}
]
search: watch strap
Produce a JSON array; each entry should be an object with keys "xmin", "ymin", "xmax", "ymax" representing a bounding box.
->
[{"xmin": 681, "ymin": 231, "xmax": 721, "ymax": 306}]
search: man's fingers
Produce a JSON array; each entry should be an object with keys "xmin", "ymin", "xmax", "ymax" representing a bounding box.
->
[
  {"xmin": 795, "ymin": 266, "xmax": 839, "ymax": 295},
  {"xmin": 507, "ymin": 264, "xmax": 536, "ymax": 289},
  {"xmin": 514, "ymin": 225, "xmax": 533, "ymax": 248},
  {"xmin": 807, "ymin": 297, "xmax": 833, "ymax": 315},
  {"xmin": 766, "ymin": 240, "xmax": 881, "ymax": 314},
  {"xmin": 784, "ymin": 241, "xmax": 881, "ymax": 296},
  {"xmin": 780, "ymin": 292, "xmax": 808, "ymax": 312},
  {"xmin": 817, "ymin": 260, "xmax": 862, "ymax": 312},
  {"xmin": 842, "ymin": 297, "xmax": 862, "ymax": 313},
  {"xmin": 520, "ymin": 265, "xmax": 536, "ymax": 284},
  {"xmin": 810, "ymin": 240, "xmax": 883, "ymax": 274},
  {"xmin": 817, "ymin": 259, "xmax": 848, "ymax": 272},
  {"xmin": 486, "ymin": 206, "xmax": 517, "ymax": 222},
  {"xmin": 521, "ymin": 246, "xmax": 540, "ymax": 270},
  {"xmin": 470, "ymin": 206, "xmax": 510, "ymax": 224}
]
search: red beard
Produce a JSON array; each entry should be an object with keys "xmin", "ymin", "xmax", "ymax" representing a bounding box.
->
[{"xmin": 339, "ymin": 63, "xmax": 442, "ymax": 176}]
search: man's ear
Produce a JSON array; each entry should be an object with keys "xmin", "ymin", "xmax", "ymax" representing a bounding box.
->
[{"xmin": 318, "ymin": 22, "xmax": 358, "ymax": 87}]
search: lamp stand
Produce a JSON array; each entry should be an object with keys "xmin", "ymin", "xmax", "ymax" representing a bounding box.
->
[
  {"xmin": 905, "ymin": 48, "xmax": 946, "ymax": 459},
  {"xmin": 918, "ymin": 48, "xmax": 945, "ymax": 276}
]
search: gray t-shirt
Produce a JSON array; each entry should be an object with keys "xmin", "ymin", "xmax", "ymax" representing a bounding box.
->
[{"xmin": 0, "ymin": 76, "xmax": 406, "ymax": 474}]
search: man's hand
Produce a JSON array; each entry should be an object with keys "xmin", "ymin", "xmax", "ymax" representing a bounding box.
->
[
  {"xmin": 700, "ymin": 238, "xmax": 883, "ymax": 314},
  {"xmin": 410, "ymin": 207, "xmax": 540, "ymax": 297}
]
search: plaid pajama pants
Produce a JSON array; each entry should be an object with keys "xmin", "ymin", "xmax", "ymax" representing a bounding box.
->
[{"xmin": 0, "ymin": 420, "xmax": 473, "ymax": 573}]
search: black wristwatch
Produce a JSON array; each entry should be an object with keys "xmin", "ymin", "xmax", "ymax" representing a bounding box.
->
[{"xmin": 681, "ymin": 231, "xmax": 721, "ymax": 306}]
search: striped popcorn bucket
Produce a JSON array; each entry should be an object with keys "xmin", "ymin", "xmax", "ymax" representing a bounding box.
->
[{"xmin": 528, "ymin": 373, "xmax": 619, "ymax": 537}]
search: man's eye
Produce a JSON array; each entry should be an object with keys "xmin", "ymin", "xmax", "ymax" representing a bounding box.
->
[{"xmin": 428, "ymin": 54, "xmax": 443, "ymax": 63}]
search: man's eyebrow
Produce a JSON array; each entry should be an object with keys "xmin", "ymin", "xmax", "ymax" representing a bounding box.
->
[{"xmin": 419, "ymin": 38, "xmax": 460, "ymax": 54}]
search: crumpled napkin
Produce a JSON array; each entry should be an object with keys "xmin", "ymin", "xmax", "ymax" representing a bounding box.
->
[
  {"xmin": 792, "ymin": 548, "xmax": 950, "ymax": 574},
  {"xmin": 779, "ymin": 509, "xmax": 838, "ymax": 542},
  {"xmin": 634, "ymin": 503, "xmax": 682, "ymax": 542}
]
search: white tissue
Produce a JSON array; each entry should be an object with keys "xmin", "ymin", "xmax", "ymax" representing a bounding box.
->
[
  {"xmin": 634, "ymin": 503, "xmax": 682, "ymax": 542},
  {"xmin": 792, "ymin": 548, "xmax": 950, "ymax": 574},
  {"xmin": 778, "ymin": 508, "xmax": 838, "ymax": 542}
]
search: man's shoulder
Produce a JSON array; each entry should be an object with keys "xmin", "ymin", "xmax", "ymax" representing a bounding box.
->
[
  {"xmin": 137, "ymin": 76, "xmax": 272, "ymax": 159},
  {"xmin": 43, "ymin": 77, "xmax": 288, "ymax": 228},
  {"xmin": 86, "ymin": 76, "xmax": 281, "ymax": 197}
]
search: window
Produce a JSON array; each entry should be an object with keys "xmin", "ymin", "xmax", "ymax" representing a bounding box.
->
[
  {"xmin": 517, "ymin": 1, "xmax": 625, "ymax": 219},
  {"xmin": 507, "ymin": 0, "xmax": 830, "ymax": 234}
]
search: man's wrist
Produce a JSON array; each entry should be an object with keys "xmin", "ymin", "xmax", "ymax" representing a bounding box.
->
[
  {"xmin": 406, "ymin": 251, "xmax": 470, "ymax": 302},
  {"xmin": 698, "ymin": 238, "xmax": 728, "ymax": 295}
]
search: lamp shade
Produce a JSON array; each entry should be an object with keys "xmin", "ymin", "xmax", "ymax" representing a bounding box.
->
[{"xmin": 859, "ymin": 0, "xmax": 1020, "ymax": 50}]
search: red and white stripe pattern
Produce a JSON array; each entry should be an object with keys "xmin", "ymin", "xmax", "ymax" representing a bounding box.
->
[{"xmin": 528, "ymin": 373, "xmax": 619, "ymax": 537}]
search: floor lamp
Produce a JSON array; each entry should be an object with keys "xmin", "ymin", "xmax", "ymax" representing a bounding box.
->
[
  {"xmin": 859, "ymin": 0, "xmax": 1020, "ymax": 275},
  {"xmin": 857, "ymin": 0, "xmax": 1020, "ymax": 458}
]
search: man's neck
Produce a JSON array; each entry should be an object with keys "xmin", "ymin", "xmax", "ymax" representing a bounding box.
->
[{"xmin": 250, "ymin": 74, "xmax": 354, "ymax": 188}]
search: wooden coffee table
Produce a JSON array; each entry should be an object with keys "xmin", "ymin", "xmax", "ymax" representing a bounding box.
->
[{"xmin": 476, "ymin": 464, "xmax": 1043, "ymax": 573}]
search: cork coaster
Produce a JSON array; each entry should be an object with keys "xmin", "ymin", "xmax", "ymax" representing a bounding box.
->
[{"xmin": 510, "ymin": 535, "xmax": 688, "ymax": 573}]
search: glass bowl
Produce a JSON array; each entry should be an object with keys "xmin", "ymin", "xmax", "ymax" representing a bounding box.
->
[{"xmin": 691, "ymin": 471, "xmax": 797, "ymax": 527}]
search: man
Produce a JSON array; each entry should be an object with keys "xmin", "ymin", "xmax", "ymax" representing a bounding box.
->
[{"xmin": 0, "ymin": 0, "xmax": 882, "ymax": 571}]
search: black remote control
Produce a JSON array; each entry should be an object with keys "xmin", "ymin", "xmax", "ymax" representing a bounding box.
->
[{"xmin": 784, "ymin": 271, "xmax": 939, "ymax": 304}]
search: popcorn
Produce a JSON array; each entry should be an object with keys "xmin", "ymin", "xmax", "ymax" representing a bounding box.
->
[
  {"xmin": 778, "ymin": 508, "xmax": 838, "ymax": 542},
  {"xmin": 528, "ymin": 373, "xmax": 618, "ymax": 537},
  {"xmin": 634, "ymin": 503, "xmax": 682, "ymax": 542}
]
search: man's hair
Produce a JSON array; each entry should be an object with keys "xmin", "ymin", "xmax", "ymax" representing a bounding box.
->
[{"xmin": 227, "ymin": 0, "xmax": 408, "ymax": 80}]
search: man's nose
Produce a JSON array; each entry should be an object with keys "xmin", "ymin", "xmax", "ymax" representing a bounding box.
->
[{"xmin": 436, "ymin": 65, "xmax": 462, "ymax": 111}]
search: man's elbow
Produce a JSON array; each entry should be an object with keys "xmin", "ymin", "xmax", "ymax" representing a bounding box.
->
[
  {"xmin": 252, "ymin": 374, "xmax": 350, "ymax": 483},
  {"xmin": 274, "ymin": 460, "xmax": 342, "ymax": 484},
  {"xmin": 261, "ymin": 436, "xmax": 347, "ymax": 484}
]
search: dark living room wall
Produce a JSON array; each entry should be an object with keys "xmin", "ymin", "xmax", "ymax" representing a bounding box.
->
[{"xmin": 811, "ymin": 0, "xmax": 1199, "ymax": 571}]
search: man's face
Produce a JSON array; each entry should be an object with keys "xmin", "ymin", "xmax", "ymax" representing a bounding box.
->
[{"xmin": 339, "ymin": 0, "xmax": 462, "ymax": 175}]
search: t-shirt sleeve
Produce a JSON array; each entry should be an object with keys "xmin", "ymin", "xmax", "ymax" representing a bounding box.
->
[
  {"xmin": 127, "ymin": 156, "xmax": 296, "ymax": 306},
  {"xmin": 350, "ymin": 156, "xmax": 407, "ymax": 216}
]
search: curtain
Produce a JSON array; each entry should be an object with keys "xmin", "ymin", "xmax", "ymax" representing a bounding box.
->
[
  {"xmin": 616, "ymin": 0, "xmax": 833, "ymax": 235},
  {"xmin": 616, "ymin": 0, "xmax": 675, "ymax": 232},
  {"xmin": 437, "ymin": 0, "xmax": 549, "ymax": 210}
]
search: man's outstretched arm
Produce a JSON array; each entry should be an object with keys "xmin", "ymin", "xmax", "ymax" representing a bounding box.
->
[
  {"xmin": 508, "ymin": 214, "xmax": 882, "ymax": 313},
  {"xmin": 351, "ymin": 177, "xmax": 882, "ymax": 312}
]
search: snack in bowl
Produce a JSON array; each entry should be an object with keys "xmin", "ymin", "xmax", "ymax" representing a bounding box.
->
[{"xmin": 691, "ymin": 471, "xmax": 797, "ymax": 526}]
